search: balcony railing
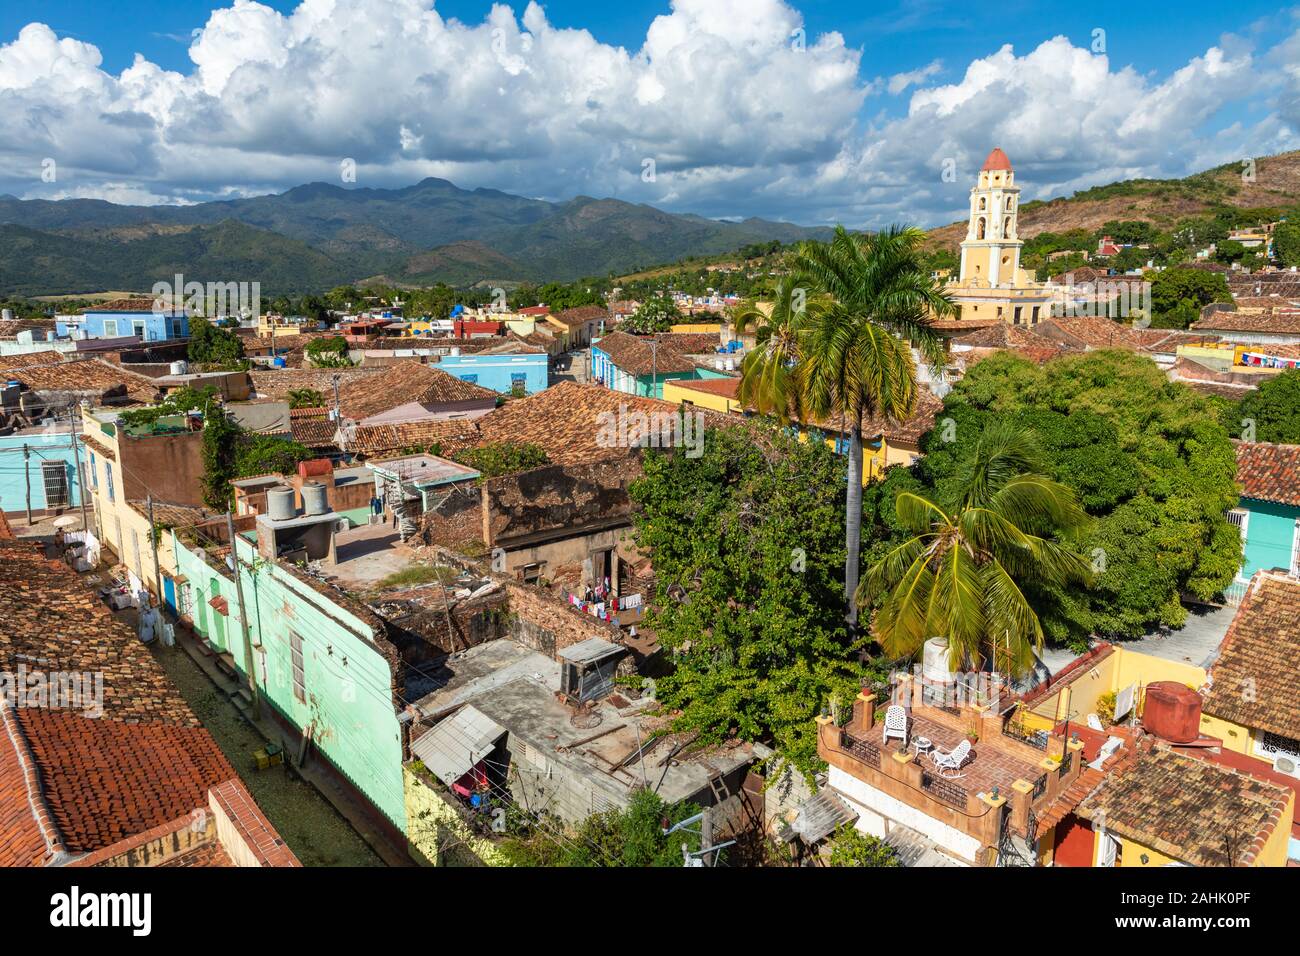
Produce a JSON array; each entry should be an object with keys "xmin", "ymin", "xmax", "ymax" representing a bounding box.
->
[
  {"xmin": 840, "ymin": 729, "xmax": 881, "ymax": 769},
  {"xmin": 920, "ymin": 770, "xmax": 968, "ymax": 809},
  {"xmin": 1003, "ymin": 717, "xmax": 1051, "ymax": 751}
]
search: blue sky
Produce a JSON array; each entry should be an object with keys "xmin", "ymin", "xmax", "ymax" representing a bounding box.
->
[{"xmin": 1, "ymin": 0, "xmax": 1298, "ymax": 226}]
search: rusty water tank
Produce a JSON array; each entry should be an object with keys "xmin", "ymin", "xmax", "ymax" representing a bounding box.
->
[{"xmin": 1142, "ymin": 681, "xmax": 1202, "ymax": 743}]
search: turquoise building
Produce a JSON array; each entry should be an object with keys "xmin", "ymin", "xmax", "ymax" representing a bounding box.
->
[
  {"xmin": 591, "ymin": 331, "xmax": 730, "ymax": 400},
  {"xmin": 171, "ymin": 531, "xmax": 408, "ymax": 837},
  {"xmin": 1233, "ymin": 442, "xmax": 1300, "ymax": 583},
  {"xmin": 0, "ymin": 425, "xmax": 85, "ymax": 517}
]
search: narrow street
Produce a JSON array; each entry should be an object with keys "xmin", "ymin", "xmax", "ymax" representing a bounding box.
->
[{"xmin": 148, "ymin": 638, "xmax": 385, "ymax": 867}]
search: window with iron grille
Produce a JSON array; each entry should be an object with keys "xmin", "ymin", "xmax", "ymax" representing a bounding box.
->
[
  {"xmin": 510, "ymin": 372, "xmax": 527, "ymax": 397},
  {"xmin": 289, "ymin": 630, "xmax": 306, "ymax": 703},
  {"xmin": 40, "ymin": 461, "xmax": 69, "ymax": 508},
  {"xmin": 104, "ymin": 462, "xmax": 115, "ymax": 502}
]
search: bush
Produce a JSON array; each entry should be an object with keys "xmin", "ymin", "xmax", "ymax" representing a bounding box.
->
[{"xmin": 825, "ymin": 824, "xmax": 901, "ymax": 867}]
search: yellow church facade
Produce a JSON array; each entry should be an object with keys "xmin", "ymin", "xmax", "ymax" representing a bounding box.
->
[{"xmin": 945, "ymin": 148, "xmax": 1054, "ymax": 326}]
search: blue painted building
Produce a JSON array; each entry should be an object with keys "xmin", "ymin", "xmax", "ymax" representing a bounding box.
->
[
  {"xmin": 592, "ymin": 331, "xmax": 730, "ymax": 400},
  {"xmin": 57, "ymin": 301, "xmax": 189, "ymax": 343},
  {"xmin": 0, "ymin": 426, "xmax": 86, "ymax": 516},
  {"xmin": 1232, "ymin": 442, "xmax": 1300, "ymax": 585},
  {"xmin": 436, "ymin": 350, "xmax": 549, "ymax": 396}
]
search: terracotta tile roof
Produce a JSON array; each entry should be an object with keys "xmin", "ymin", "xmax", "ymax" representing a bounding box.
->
[
  {"xmin": 1234, "ymin": 441, "xmax": 1300, "ymax": 506},
  {"xmin": 0, "ymin": 537, "xmax": 256, "ymax": 864},
  {"xmin": 0, "ymin": 540, "xmax": 198, "ymax": 723},
  {"xmin": 0, "ymin": 318, "xmax": 57, "ymax": 338},
  {"xmin": 249, "ymin": 366, "xmax": 384, "ymax": 401},
  {"xmin": 79, "ymin": 297, "xmax": 181, "ymax": 314},
  {"xmin": 1202, "ymin": 572, "xmax": 1300, "ymax": 740},
  {"xmin": 553, "ymin": 305, "xmax": 610, "ymax": 329},
  {"xmin": 290, "ymin": 414, "xmax": 340, "ymax": 449},
  {"xmin": 338, "ymin": 361, "xmax": 498, "ymax": 420},
  {"xmin": 1035, "ymin": 316, "xmax": 1146, "ymax": 351},
  {"xmin": 7, "ymin": 358, "xmax": 160, "ymax": 403},
  {"xmin": 15, "ymin": 709, "xmax": 236, "ymax": 856},
  {"xmin": 866, "ymin": 389, "xmax": 946, "ymax": 445},
  {"xmin": 127, "ymin": 499, "xmax": 215, "ymax": 529},
  {"xmin": 348, "ymin": 418, "xmax": 483, "ymax": 457},
  {"xmin": 1193, "ymin": 311, "xmax": 1300, "ymax": 335},
  {"xmin": 1036, "ymin": 766, "xmax": 1106, "ymax": 833},
  {"xmin": 1077, "ymin": 745, "xmax": 1291, "ymax": 866},
  {"xmin": 0, "ymin": 350, "xmax": 64, "ymax": 371},
  {"xmin": 664, "ymin": 376, "xmax": 740, "ymax": 400},
  {"xmin": 654, "ymin": 332, "xmax": 720, "ymax": 354},
  {"xmin": 474, "ymin": 381, "xmax": 721, "ymax": 465},
  {"xmin": 595, "ymin": 331, "xmax": 695, "ymax": 376},
  {"xmin": 953, "ymin": 323, "xmax": 1056, "ymax": 351}
]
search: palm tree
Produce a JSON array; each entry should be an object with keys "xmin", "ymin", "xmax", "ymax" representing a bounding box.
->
[
  {"xmin": 733, "ymin": 226, "xmax": 955, "ymax": 624},
  {"xmin": 857, "ymin": 422, "xmax": 1093, "ymax": 677}
]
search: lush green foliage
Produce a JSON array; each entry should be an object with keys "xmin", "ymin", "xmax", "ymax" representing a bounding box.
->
[
  {"xmin": 1149, "ymin": 267, "xmax": 1232, "ymax": 329},
  {"xmin": 1275, "ymin": 221, "xmax": 1300, "ymax": 267},
  {"xmin": 199, "ymin": 412, "xmax": 315, "ymax": 509},
  {"xmin": 862, "ymin": 422, "xmax": 1093, "ymax": 676},
  {"xmin": 621, "ymin": 295, "xmax": 682, "ymax": 333},
  {"xmin": 1229, "ymin": 370, "xmax": 1300, "ymax": 444},
  {"xmin": 629, "ymin": 425, "xmax": 863, "ymax": 775},
  {"xmin": 287, "ymin": 388, "xmax": 325, "ymax": 409},
  {"xmin": 895, "ymin": 351, "xmax": 1240, "ymax": 648},
  {"xmin": 733, "ymin": 226, "xmax": 953, "ymax": 622},
  {"xmin": 188, "ymin": 317, "xmax": 246, "ymax": 367},
  {"xmin": 498, "ymin": 789, "xmax": 703, "ymax": 867},
  {"xmin": 117, "ymin": 385, "xmax": 218, "ymax": 429},
  {"xmin": 825, "ymin": 824, "xmax": 902, "ymax": 867},
  {"xmin": 451, "ymin": 442, "xmax": 549, "ymax": 479}
]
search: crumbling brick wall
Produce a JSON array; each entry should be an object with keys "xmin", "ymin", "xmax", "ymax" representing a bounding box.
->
[
  {"xmin": 482, "ymin": 459, "xmax": 641, "ymax": 548},
  {"xmin": 501, "ymin": 579, "xmax": 623, "ymax": 658},
  {"xmin": 416, "ymin": 483, "xmax": 485, "ymax": 553}
]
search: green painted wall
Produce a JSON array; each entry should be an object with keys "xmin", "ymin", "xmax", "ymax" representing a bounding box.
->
[
  {"xmin": 1241, "ymin": 498, "xmax": 1300, "ymax": 579},
  {"xmin": 172, "ymin": 533, "xmax": 408, "ymax": 832}
]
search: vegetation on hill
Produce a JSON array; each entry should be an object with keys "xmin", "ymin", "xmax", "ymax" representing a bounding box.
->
[{"xmin": 1149, "ymin": 268, "xmax": 1233, "ymax": 329}]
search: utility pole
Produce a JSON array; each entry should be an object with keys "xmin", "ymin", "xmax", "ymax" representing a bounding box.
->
[
  {"xmin": 22, "ymin": 443, "xmax": 32, "ymax": 525},
  {"xmin": 70, "ymin": 416, "xmax": 89, "ymax": 531},
  {"xmin": 651, "ymin": 339, "xmax": 658, "ymax": 398},
  {"xmin": 332, "ymin": 374, "xmax": 345, "ymax": 454},
  {"xmin": 146, "ymin": 496, "xmax": 164, "ymax": 608},
  {"xmin": 225, "ymin": 509, "xmax": 262, "ymax": 718}
]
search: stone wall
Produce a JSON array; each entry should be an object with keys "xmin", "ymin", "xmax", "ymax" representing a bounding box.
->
[{"xmin": 483, "ymin": 459, "xmax": 640, "ymax": 549}]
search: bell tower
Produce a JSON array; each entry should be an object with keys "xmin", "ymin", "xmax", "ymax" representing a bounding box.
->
[{"xmin": 959, "ymin": 147, "xmax": 1022, "ymax": 288}]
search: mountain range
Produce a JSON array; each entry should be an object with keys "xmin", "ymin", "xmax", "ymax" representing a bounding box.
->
[{"xmin": 0, "ymin": 178, "xmax": 832, "ymax": 296}]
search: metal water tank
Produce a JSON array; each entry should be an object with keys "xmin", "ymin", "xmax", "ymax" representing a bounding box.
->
[
  {"xmin": 449, "ymin": 347, "xmax": 461, "ymax": 357},
  {"xmin": 169, "ymin": 360, "xmax": 188, "ymax": 376},
  {"xmin": 267, "ymin": 486, "xmax": 296, "ymax": 522},
  {"xmin": 1, "ymin": 308, "xmax": 12, "ymax": 322},
  {"xmin": 1142, "ymin": 681, "xmax": 1202, "ymax": 743},
  {"xmin": 301, "ymin": 481, "xmax": 329, "ymax": 516},
  {"xmin": 922, "ymin": 637, "xmax": 954, "ymax": 683}
]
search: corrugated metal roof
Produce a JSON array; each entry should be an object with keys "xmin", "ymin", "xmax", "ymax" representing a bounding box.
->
[
  {"xmin": 791, "ymin": 789, "xmax": 857, "ymax": 845},
  {"xmin": 558, "ymin": 637, "xmax": 624, "ymax": 665},
  {"xmin": 410, "ymin": 705, "xmax": 506, "ymax": 786}
]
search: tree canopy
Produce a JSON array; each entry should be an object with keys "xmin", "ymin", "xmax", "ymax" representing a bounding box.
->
[
  {"xmin": 621, "ymin": 295, "xmax": 682, "ymax": 334},
  {"xmin": 869, "ymin": 350, "xmax": 1240, "ymax": 650},
  {"xmin": 1149, "ymin": 267, "xmax": 1232, "ymax": 329},
  {"xmin": 629, "ymin": 423, "xmax": 863, "ymax": 775},
  {"xmin": 1230, "ymin": 369, "xmax": 1300, "ymax": 444},
  {"xmin": 187, "ymin": 318, "xmax": 245, "ymax": 367}
]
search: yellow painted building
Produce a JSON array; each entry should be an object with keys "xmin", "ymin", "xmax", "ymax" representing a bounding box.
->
[{"xmin": 945, "ymin": 148, "xmax": 1054, "ymax": 326}]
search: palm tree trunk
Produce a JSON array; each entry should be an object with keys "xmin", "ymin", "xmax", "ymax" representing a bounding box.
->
[{"xmin": 845, "ymin": 422, "xmax": 864, "ymax": 626}]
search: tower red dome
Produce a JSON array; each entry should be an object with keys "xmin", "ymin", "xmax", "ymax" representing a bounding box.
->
[{"xmin": 981, "ymin": 147, "xmax": 1012, "ymax": 172}]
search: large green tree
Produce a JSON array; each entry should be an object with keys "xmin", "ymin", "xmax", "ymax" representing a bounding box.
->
[
  {"xmin": 733, "ymin": 226, "xmax": 953, "ymax": 625},
  {"xmin": 890, "ymin": 350, "xmax": 1240, "ymax": 648},
  {"xmin": 1149, "ymin": 267, "xmax": 1232, "ymax": 329},
  {"xmin": 187, "ymin": 318, "xmax": 245, "ymax": 367},
  {"xmin": 1231, "ymin": 369, "xmax": 1300, "ymax": 444},
  {"xmin": 629, "ymin": 424, "xmax": 862, "ymax": 775},
  {"xmin": 1274, "ymin": 221, "xmax": 1300, "ymax": 267},
  {"xmin": 860, "ymin": 422, "xmax": 1092, "ymax": 677}
]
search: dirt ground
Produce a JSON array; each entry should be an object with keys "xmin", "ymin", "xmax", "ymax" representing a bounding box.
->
[{"xmin": 149, "ymin": 641, "xmax": 384, "ymax": 867}]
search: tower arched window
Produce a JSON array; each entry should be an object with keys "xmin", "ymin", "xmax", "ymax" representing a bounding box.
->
[
  {"xmin": 976, "ymin": 217, "xmax": 986, "ymax": 240},
  {"xmin": 978, "ymin": 196, "xmax": 986, "ymax": 211},
  {"xmin": 1004, "ymin": 216, "xmax": 1012, "ymax": 237}
]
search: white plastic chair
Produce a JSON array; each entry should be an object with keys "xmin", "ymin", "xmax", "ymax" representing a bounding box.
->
[
  {"xmin": 931, "ymin": 739, "xmax": 973, "ymax": 778},
  {"xmin": 882, "ymin": 705, "xmax": 908, "ymax": 747},
  {"xmin": 1086, "ymin": 713, "xmax": 1104, "ymax": 731}
]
